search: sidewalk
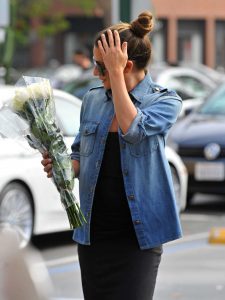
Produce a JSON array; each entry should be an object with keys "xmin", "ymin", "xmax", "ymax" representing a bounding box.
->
[
  {"xmin": 47, "ymin": 231, "xmax": 225, "ymax": 300},
  {"xmin": 154, "ymin": 235, "xmax": 225, "ymax": 300}
]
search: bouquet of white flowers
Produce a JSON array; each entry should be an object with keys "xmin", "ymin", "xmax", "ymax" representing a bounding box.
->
[{"xmin": 0, "ymin": 76, "xmax": 86, "ymax": 229}]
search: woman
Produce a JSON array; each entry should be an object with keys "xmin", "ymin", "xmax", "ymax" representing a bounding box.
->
[{"xmin": 42, "ymin": 11, "xmax": 182, "ymax": 300}]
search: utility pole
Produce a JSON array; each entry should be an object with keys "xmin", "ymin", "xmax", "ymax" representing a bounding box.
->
[
  {"xmin": 0, "ymin": 0, "xmax": 10, "ymax": 83},
  {"xmin": 120, "ymin": 0, "xmax": 131, "ymax": 22},
  {"xmin": 0, "ymin": 0, "xmax": 10, "ymax": 28},
  {"xmin": 0, "ymin": 0, "xmax": 10, "ymax": 57},
  {"xmin": 0, "ymin": 0, "xmax": 17, "ymax": 84}
]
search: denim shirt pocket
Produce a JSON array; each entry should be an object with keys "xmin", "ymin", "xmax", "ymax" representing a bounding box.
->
[
  {"xmin": 129, "ymin": 136, "xmax": 158, "ymax": 157},
  {"xmin": 80, "ymin": 121, "xmax": 99, "ymax": 156}
]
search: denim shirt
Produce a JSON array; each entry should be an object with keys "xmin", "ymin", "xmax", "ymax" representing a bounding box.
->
[{"xmin": 71, "ymin": 73, "xmax": 183, "ymax": 249}]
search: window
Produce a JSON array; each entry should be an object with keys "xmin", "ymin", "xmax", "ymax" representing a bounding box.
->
[{"xmin": 199, "ymin": 84, "xmax": 225, "ymax": 115}]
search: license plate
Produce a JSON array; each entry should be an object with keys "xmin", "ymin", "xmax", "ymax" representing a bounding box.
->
[{"xmin": 195, "ymin": 162, "xmax": 225, "ymax": 181}]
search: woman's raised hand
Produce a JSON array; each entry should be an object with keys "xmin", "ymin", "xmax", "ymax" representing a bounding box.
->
[{"xmin": 98, "ymin": 29, "xmax": 128, "ymax": 75}]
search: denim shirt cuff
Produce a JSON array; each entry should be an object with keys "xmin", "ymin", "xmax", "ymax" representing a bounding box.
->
[
  {"xmin": 70, "ymin": 152, "xmax": 80, "ymax": 161},
  {"xmin": 120, "ymin": 108, "xmax": 142, "ymax": 144}
]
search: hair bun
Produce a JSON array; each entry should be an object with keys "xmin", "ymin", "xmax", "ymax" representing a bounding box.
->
[{"xmin": 130, "ymin": 11, "xmax": 154, "ymax": 38}]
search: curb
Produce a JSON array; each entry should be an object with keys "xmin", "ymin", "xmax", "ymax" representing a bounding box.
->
[{"xmin": 208, "ymin": 227, "xmax": 225, "ymax": 244}]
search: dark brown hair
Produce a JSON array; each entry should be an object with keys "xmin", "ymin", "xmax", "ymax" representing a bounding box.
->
[{"xmin": 94, "ymin": 11, "xmax": 154, "ymax": 70}]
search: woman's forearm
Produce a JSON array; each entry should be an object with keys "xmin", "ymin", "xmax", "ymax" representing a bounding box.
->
[
  {"xmin": 72, "ymin": 159, "xmax": 80, "ymax": 178},
  {"xmin": 109, "ymin": 70, "xmax": 137, "ymax": 134}
]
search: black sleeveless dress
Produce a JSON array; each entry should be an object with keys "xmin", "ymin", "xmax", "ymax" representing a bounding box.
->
[{"xmin": 78, "ymin": 132, "xmax": 162, "ymax": 300}]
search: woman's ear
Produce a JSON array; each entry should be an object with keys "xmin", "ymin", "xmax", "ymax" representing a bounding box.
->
[{"xmin": 124, "ymin": 60, "xmax": 133, "ymax": 73}]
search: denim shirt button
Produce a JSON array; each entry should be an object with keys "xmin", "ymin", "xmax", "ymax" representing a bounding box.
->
[
  {"xmin": 124, "ymin": 169, "xmax": 128, "ymax": 176},
  {"xmin": 96, "ymin": 160, "xmax": 101, "ymax": 169},
  {"xmin": 134, "ymin": 220, "xmax": 141, "ymax": 225},
  {"xmin": 121, "ymin": 143, "xmax": 126, "ymax": 149},
  {"xmin": 128, "ymin": 194, "xmax": 135, "ymax": 200}
]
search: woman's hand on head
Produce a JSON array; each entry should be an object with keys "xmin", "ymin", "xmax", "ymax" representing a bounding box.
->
[
  {"xmin": 98, "ymin": 29, "xmax": 128, "ymax": 75},
  {"xmin": 41, "ymin": 151, "xmax": 53, "ymax": 178}
]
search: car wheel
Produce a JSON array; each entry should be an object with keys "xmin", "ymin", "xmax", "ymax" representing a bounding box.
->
[
  {"xmin": 170, "ymin": 165, "xmax": 181, "ymax": 212},
  {"xmin": 0, "ymin": 183, "xmax": 34, "ymax": 248}
]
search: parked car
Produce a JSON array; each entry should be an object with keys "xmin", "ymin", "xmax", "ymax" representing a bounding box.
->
[
  {"xmin": 24, "ymin": 64, "xmax": 83, "ymax": 89},
  {"xmin": 62, "ymin": 69, "xmax": 101, "ymax": 99},
  {"xmin": 149, "ymin": 64, "xmax": 218, "ymax": 117},
  {"xmin": 165, "ymin": 146, "xmax": 188, "ymax": 212},
  {"xmin": 0, "ymin": 86, "xmax": 187, "ymax": 247},
  {"xmin": 0, "ymin": 86, "xmax": 81, "ymax": 248},
  {"xmin": 167, "ymin": 82, "xmax": 225, "ymax": 202},
  {"xmin": 180, "ymin": 62, "xmax": 225, "ymax": 86},
  {"xmin": 62, "ymin": 64, "xmax": 218, "ymax": 117}
]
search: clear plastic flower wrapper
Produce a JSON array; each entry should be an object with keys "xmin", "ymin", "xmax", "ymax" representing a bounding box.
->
[{"xmin": 0, "ymin": 76, "xmax": 86, "ymax": 229}]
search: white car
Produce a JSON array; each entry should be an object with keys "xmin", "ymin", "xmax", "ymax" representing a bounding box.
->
[
  {"xmin": 0, "ymin": 86, "xmax": 187, "ymax": 247},
  {"xmin": 149, "ymin": 65, "xmax": 217, "ymax": 117}
]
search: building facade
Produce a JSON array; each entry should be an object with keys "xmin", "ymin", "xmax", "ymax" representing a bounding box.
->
[
  {"xmin": 13, "ymin": 0, "xmax": 225, "ymax": 70},
  {"xmin": 15, "ymin": 0, "xmax": 106, "ymax": 68},
  {"xmin": 151, "ymin": 0, "xmax": 225, "ymax": 70}
]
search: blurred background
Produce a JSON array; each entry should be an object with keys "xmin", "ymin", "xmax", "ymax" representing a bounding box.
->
[{"xmin": 0, "ymin": 1, "xmax": 225, "ymax": 300}]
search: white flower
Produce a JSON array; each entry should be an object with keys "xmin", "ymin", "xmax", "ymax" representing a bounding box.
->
[
  {"xmin": 11, "ymin": 79, "xmax": 52, "ymax": 112},
  {"xmin": 12, "ymin": 87, "xmax": 31, "ymax": 111},
  {"xmin": 27, "ymin": 80, "xmax": 52, "ymax": 100}
]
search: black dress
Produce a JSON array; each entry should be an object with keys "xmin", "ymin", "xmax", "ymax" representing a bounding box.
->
[{"xmin": 78, "ymin": 132, "xmax": 162, "ymax": 300}]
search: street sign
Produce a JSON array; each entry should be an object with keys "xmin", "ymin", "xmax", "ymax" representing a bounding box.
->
[{"xmin": 0, "ymin": 0, "xmax": 10, "ymax": 27}]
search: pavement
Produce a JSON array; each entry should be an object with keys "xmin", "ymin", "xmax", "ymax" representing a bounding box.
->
[{"xmin": 46, "ymin": 230, "xmax": 225, "ymax": 300}]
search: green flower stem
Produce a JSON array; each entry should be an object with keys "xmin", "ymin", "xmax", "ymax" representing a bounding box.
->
[
  {"xmin": 66, "ymin": 203, "xmax": 87, "ymax": 229},
  {"xmin": 60, "ymin": 189, "xmax": 87, "ymax": 229},
  {"xmin": 12, "ymin": 80, "xmax": 86, "ymax": 230}
]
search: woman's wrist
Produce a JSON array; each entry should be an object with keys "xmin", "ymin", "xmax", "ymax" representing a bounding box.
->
[{"xmin": 108, "ymin": 67, "xmax": 124, "ymax": 78}]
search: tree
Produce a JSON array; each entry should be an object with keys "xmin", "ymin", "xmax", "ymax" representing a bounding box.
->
[{"xmin": 0, "ymin": 0, "xmax": 96, "ymax": 83}]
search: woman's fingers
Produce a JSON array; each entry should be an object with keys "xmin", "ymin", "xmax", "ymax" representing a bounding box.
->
[
  {"xmin": 42, "ymin": 151, "xmax": 49, "ymax": 159},
  {"xmin": 97, "ymin": 40, "xmax": 105, "ymax": 56},
  {"xmin": 107, "ymin": 29, "xmax": 114, "ymax": 48},
  {"xmin": 43, "ymin": 163, "xmax": 52, "ymax": 173},
  {"xmin": 114, "ymin": 30, "xmax": 121, "ymax": 48},
  {"xmin": 41, "ymin": 152, "xmax": 53, "ymax": 178},
  {"xmin": 41, "ymin": 158, "xmax": 52, "ymax": 167},
  {"xmin": 47, "ymin": 170, "xmax": 53, "ymax": 178},
  {"xmin": 122, "ymin": 41, "xmax": 128, "ymax": 55},
  {"xmin": 100, "ymin": 29, "xmax": 119, "ymax": 50},
  {"xmin": 43, "ymin": 163, "xmax": 53, "ymax": 178},
  {"xmin": 100, "ymin": 33, "xmax": 109, "ymax": 52}
]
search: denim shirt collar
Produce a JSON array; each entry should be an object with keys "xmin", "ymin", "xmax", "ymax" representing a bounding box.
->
[{"xmin": 105, "ymin": 73, "xmax": 153, "ymax": 103}]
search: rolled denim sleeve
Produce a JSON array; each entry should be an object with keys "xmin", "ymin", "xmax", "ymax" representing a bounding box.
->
[
  {"xmin": 70, "ymin": 93, "xmax": 88, "ymax": 161},
  {"xmin": 70, "ymin": 132, "xmax": 81, "ymax": 161},
  {"xmin": 121, "ymin": 95, "xmax": 182, "ymax": 144}
]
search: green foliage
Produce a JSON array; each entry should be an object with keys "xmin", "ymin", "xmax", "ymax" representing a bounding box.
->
[
  {"xmin": 1, "ymin": 0, "xmax": 97, "ymax": 83},
  {"xmin": 64, "ymin": 0, "xmax": 96, "ymax": 15},
  {"xmin": 14, "ymin": 0, "xmax": 97, "ymax": 42},
  {"xmin": 36, "ymin": 16, "xmax": 69, "ymax": 38}
]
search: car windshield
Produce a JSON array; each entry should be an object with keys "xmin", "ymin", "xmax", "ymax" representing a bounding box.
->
[
  {"xmin": 198, "ymin": 84, "xmax": 225, "ymax": 115},
  {"xmin": 165, "ymin": 75, "xmax": 212, "ymax": 99}
]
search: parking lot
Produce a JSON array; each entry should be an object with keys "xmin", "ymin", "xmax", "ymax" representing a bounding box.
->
[{"xmin": 34, "ymin": 194, "xmax": 225, "ymax": 300}]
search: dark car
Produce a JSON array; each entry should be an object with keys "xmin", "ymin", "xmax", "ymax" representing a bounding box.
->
[{"xmin": 167, "ymin": 83, "xmax": 225, "ymax": 202}]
